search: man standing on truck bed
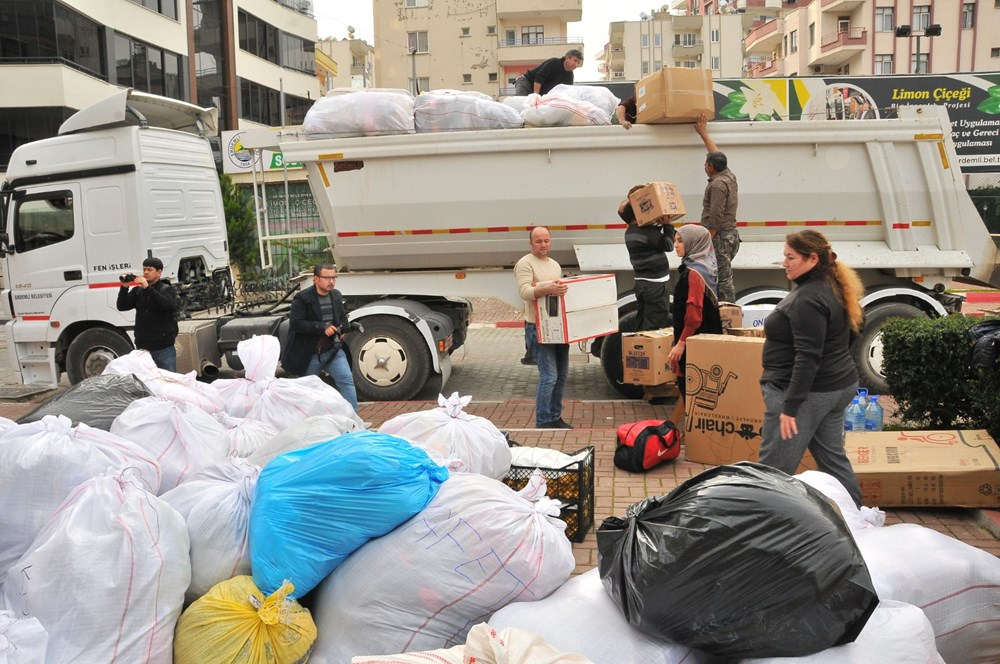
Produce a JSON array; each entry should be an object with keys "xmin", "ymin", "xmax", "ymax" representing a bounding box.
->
[
  {"xmin": 515, "ymin": 227, "xmax": 572, "ymax": 429},
  {"xmin": 694, "ymin": 113, "xmax": 740, "ymax": 303},
  {"xmin": 280, "ymin": 263, "xmax": 359, "ymax": 412},
  {"xmin": 513, "ymin": 49, "xmax": 584, "ymax": 96},
  {"xmin": 117, "ymin": 257, "xmax": 180, "ymax": 372}
]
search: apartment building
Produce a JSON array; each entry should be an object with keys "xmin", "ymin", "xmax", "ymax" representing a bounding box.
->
[
  {"xmin": 317, "ymin": 35, "xmax": 375, "ymax": 92},
  {"xmin": 373, "ymin": 0, "xmax": 583, "ymax": 97},
  {"xmin": 597, "ymin": 7, "xmax": 749, "ymax": 82},
  {"xmin": 740, "ymin": 0, "xmax": 1000, "ymax": 78},
  {"xmin": 0, "ymin": 0, "xmax": 321, "ymax": 170}
]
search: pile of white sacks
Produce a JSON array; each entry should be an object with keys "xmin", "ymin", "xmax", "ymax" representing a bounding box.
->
[
  {"xmin": 1, "ymin": 332, "xmax": 998, "ymax": 663},
  {"xmin": 301, "ymin": 84, "xmax": 621, "ymax": 138}
]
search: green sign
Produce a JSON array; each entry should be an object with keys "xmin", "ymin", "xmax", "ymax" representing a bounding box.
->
[{"xmin": 270, "ymin": 153, "xmax": 303, "ymax": 170}]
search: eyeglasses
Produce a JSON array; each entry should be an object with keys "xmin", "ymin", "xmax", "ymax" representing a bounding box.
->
[{"xmin": 316, "ymin": 275, "xmax": 337, "ymax": 281}]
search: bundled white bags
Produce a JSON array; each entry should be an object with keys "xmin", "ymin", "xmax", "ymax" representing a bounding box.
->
[
  {"xmin": 310, "ymin": 474, "xmax": 575, "ymax": 662},
  {"xmin": 304, "ymin": 88, "xmax": 416, "ymax": 138},
  {"xmin": 2, "ymin": 470, "xmax": 190, "ymax": 663},
  {"xmin": 0, "ymin": 611, "xmax": 47, "ymax": 664},
  {"xmin": 0, "ymin": 415, "xmax": 161, "ymax": 574},
  {"xmin": 210, "ymin": 335, "xmax": 281, "ymax": 418},
  {"xmin": 521, "ymin": 92, "xmax": 611, "ymax": 127},
  {"xmin": 414, "ymin": 90, "xmax": 524, "ymax": 132},
  {"xmin": 247, "ymin": 375, "xmax": 363, "ymax": 432},
  {"xmin": 248, "ymin": 413, "xmax": 361, "ymax": 467},
  {"xmin": 215, "ymin": 412, "xmax": 278, "ymax": 458},
  {"xmin": 793, "ymin": 471, "xmax": 884, "ymax": 531},
  {"xmin": 379, "ymin": 392, "xmax": 512, "ymax": 478},
  {"xmin": 547, "ymin": 84, "xmax": 620, "ymax": 118}
]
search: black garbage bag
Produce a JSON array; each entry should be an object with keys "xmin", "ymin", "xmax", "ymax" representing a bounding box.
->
[
  {"xmin": 596, "ymin": 462, "xmax": 878, "ymax": 660},
  {"xmin": 17, "ymin": 373, "xmax": 152, "ymax": 431}
]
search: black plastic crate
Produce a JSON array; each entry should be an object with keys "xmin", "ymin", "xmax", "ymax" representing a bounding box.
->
[{"xmin": 502, "ymin": 445, "xmax": 595, "ymax": 543}]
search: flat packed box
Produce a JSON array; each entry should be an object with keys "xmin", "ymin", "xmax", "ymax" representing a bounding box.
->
[
  {"xmin": 728, "ymin": 327, "xmax": 765, "ymax": 338},
  {"xmin": 622, "ymin": 329, "xmax": 675, "ymax": 385},
  {"xmin": 683, "ymin": 334, "xmax": 815, "ymax": 469},
  {"xmin": 718, "ymin": 304, "xmax": 741, "ymax": 331},
  {"xmin": 535, "ymin": 274, "xmax": 618, "ymax": 344},
  {"xmin": 635, "ymin": 67, "xmax": 715, "ymax": 125},
  {"xmin": 846, "ymin": 429, "xmax": 1000, "ymax": 507},
  {"xmin": 628, "ymin": 182, "xmax": 686, "ymax": 226}
]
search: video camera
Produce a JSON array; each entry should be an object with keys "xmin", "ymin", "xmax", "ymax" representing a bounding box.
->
[
  {"xmin": 341, "ymin": 320, "xmax": 364, "ymax": 335},
  {"xmin": 120, "ymin": 273, "xmax": 136, "ymax": 283}
]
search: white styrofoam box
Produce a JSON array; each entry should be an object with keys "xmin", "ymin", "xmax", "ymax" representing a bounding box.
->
[
  {"xmin": 534, "ymin": 274, "xmax": 619, "ymax": 344},
  {"xmin": 741, "ymin": 304, "xmax": 775, "ymax": 328}
]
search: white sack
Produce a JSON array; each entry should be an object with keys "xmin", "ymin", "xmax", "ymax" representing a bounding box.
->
[
  {"xmin": 210, "ymin": 335, "xmax": 281, "ymax": 417},
  {"xmin": 310, "ymin": 473, "xmax": 575, "ymax": 662},
  {"xmin": 548, "ymin": 84, "xmax": 620, "ymax": 118},
  {"xmin": 111, "ymin": 396, "xmax": 230, "ymax": 492},
  {"xmin": 854, "ymin": 522, "xmax": 1000, "ymax": 664},
  {"xmin": 794, "ymin": 471, "xmax": 884, "ymax": 531},
  {"xmin": 304, "ymin": 88, "xmax": 415, "ymax": 138},
  {"xmin": 490, "ymin": 568, "xmax": 710, "ymax": 664},
  {"xmin": 0, "ymin": 418, "xmax": 18, "ymax": 434},
  {"xmin": 142, "ymin": 369, "xmax": 226, "ymax": 413},
  {"xmin": 161, "ymin": 457, "xmax": 260, "ymax": 602},
  {"xmin": 0, "ymin": 611, "xmax": 48, "ymax": 664},
  {"xmin": 102, "ymin": 348, "xmax": 159, "ymax": 380},
  {"xmin": 247, "ymin": 375, "xmax": 363, "ymax": 432},
  {"xmin": 2, "ymin": 470, "xmax": 190, "ymax": 664},
  {"xmin": 378, "ymin": 392, "xmax": 512, "ymax": 479},
  {"xmin": 415, "ymin": 91, "xmax": 523, "ymax": 132},
  {"xmin": 0, "ymin": 415, "xmax": 161, "ymax": 574},
  {"xmin": 248, "ymin": 413, "xmax": 361, "ymax": 467},
  {"xmin": 521, "ymin": 92, "xmax": 611, "ymax": 127},
  {"xmin": 215, "ymin": 412, "xmax": 278, "ymax": 458},
  {"xmin": 500, "ymin": 96, "xmax": 530, "ymax": 114}
]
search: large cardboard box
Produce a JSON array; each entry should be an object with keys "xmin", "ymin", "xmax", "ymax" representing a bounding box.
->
[
  {"xmin": 627, "ymin": 182, "xmax": 686, "ymax": 226},
  {"xmin": 683, "ymin": 334, "xmax": 816, "ymax": 469},
  {"xmin": 535, "ymin": 274, "xmax": 618, "ymax": 344},
  {"xmin": 846, "ymin": 429, "xmax": 1000, "ymax": 507},
  {"xmin": 718, "ymin": 304, "xmax": 742, "ymax": 332},
  {"xmin": 635, "ymin": 67, "xmax": 715, "ymax": 125},
  {"xmin": 622, "ymin": 329, "xmax": 675, "ymax": 385}
]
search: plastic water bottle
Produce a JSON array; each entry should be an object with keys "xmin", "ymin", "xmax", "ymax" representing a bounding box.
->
[
  {"xmin": 845, "ymin": 397, "xmax": 865, "ymax": 432},
  {"xmin": 856, "ymin": 387, "xmax": 869, "ymax": 413},
  {"xmin": 865, "ymin": 395, "xmax": 884, "ymax": 432}
]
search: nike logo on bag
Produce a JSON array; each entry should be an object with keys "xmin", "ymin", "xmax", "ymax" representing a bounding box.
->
[{"xmin": 657, "ymin": 446, "xmax": 670, "ymax": 457}]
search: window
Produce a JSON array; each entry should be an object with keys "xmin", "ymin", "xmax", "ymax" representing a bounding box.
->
[
  {"xmin": 613, "ymin": 71, "xmax": 625, "ymax": 78},
  {"xmin": 654, "ymin": 34, "xmax": 661, "ymax": 47},
  {"xmin": 838, "ymin": 18, "xmax": 850, "ymax": 33},
  {"xmin": 641, "ymin": 61, "xmax": 649, "ymax": 75},
  {"xmin": 407, "ymin": 31, "xmax": 429, "ymax": 53},
  {"xmin": 462, "ymin": 73, "xmax": 472, "ymax": 83},
  {"xmin": 654, "ymin": 61, "xmax": 662, "ymax": 71},
  {"xmin": 0, "ymin": 3, "xmax": 108, "ymax": 80},
  {"xmin": 809, "ymin": 23, "xmax": 815, "ymax": 46},
  {"xmin": 711, "ymin": 28, "xmax": 720, "ymax": 43},
  {"xmin": 238, "ymin": 11, "xmax": 313, "ymax": 73},
  {"xmin": 783, "ymin": 35, "xmax": 788, "ymax": 55},
  {"xmin": 239, "ymin": 78, "xmax": 311, "ymax": 125},
  {"xmin": 128, "ymin": 0, "xmax": 177, "ymax": 20},
  {"xmin": 993, "ymin": 47, "xmax": 1000, "ymax": 57},
  {"xmin": 114, "ymin": 32, "xmax": 183, "ymax": 95},
  {"xmin": 790, "ymin": 30, "xmax": 798, "ymax": 53},
  {"xmin": 874, "ymin": 54, "xmax": 893, "ymax": 74},
  {"xmin": 912, "ymin": 53, "xmax": 929, "ymax": 74},
  {"xmin": 641, "ymin": 34, "xmax": 649, "ymax": 48},
  {"xmin": 488, "ymin": 72, "xmax": 498, "ymax": 82},
  {"xmin": 962, "ymin": 3, "xmax": 975, "ymax": 29},
  {"xmin": 521, "ymin": 26, "xmax": 543, "ymax": 44},
  {"xmin": 677, "ymin": 33, "xmax": 697, "ymax": 46},
  {"xmin": 875, "ymin": 7, "xmax": 893, "ymax": 32},
  {"xmin": 711, "ymin": 56, "xmax": 720, "ymax": 69},
  {"xmin": 13, "ymin": 192, "xmax": 75, "ymax": 253},
  {"xmin": 505, "ymin": 28, "xmax": 516, "ymax": 44},
  {"xmin": 405, "ymin": 0, "xmax": 428, "ymax": 7},
  {"xmin": 461, "ymin": 27, "xmax": 470, "ymax": 37},
  {"xmin": 912, "ymin": 6, "xmax": 931, "ymax": 31},
  {"xmin": 684, "ymin": 60, "xmax": 697, "ymax": 68},
  {"xmin": 487, "ymin": 25, "xmax": 496, "ymax": 35},
  {"xmin": 408, "ymin": 77, "xmax": 430, "ymax": 96},
  {"xmin": 0, "ymin": 107, "xmax": 73, "ymax": 170}
]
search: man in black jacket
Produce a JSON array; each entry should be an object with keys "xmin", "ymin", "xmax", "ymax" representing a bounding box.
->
[
  {"xmin": 513, "ymin": 49, "xmax": 583, "ymax": 96},
  {"xmin": 116, "ymin": 256, "xmax": 180, "ymax": 371},
  {"xmin": 619, "ymin": 197, "xmax": 674, "ymax": 332},
  {"xmin": 280, "ymin": 263, "xmax": 358, "ymax": 411}
]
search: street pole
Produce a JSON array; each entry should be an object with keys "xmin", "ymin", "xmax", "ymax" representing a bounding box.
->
[
  {"xmin": 410, "ymin": 48, "xmax": 418, "ymax": 94},
  {"xmin": 914, "ymin": 35, "xmax": 921, "ymax": 74}
]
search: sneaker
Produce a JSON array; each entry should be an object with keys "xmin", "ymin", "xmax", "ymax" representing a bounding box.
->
[
  {"xmin": 520, "ymin": 356, "xmax": 536, "ymax": 365},
  {"xmin": 554, "ymin": 418, "xmax": 574, "ymax": 429}
]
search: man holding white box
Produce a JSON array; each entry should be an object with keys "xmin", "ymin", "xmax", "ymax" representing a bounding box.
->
[{"xmin": 515, "ymin": 227, "xmax": 572, "ymax": 429}]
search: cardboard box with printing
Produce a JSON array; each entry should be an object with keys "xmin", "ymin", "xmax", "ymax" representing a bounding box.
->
[
  {"xmin": 741, "ymin": 304, "xmax": 775, "ymax": 329},
  {"xmin": 627, "ymin": 182, "xmax": 686, "ymax": 226},
  {"xmin": 622, "ymin": 329, "xmax": 675, "ymax": 386},
  {"xmin": 635, "ymin": 67, "xmax": 715, "ymax": 125},
  {"xmin": 718, "ymin": 304, "xmax": 741, "ymax": 332},
  {"xmin": 534, "ymin": 274, "xmax": 618, "ymax": 344},
  {"xmin": 683, "ymin": 334, "xmax": 815, "ymax": 469},
  {"xmin": 846, "ymin": 429, "xmax": 1000, "ymax": 508}
]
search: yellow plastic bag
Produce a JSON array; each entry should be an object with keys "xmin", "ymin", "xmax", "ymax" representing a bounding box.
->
[{"xmin": 174, "ymin": 576, "xmax": 316, "ymax": 664}]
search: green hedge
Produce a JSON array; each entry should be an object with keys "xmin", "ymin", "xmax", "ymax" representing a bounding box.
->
[{"xmin": 881, "ymin": 315, "xmax": 1000, "ymax": 439}]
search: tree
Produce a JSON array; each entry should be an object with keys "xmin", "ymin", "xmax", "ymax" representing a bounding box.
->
[{"xmin": 220, "ymin": 174, "xmax": 260, "ymax": 274}]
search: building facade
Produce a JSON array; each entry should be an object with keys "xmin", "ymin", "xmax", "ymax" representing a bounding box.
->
[
  {"xmin": 373, "ymin": 0, "xmax": 583, "ymax": 97},
  {"xmin": 317, "ymin": 35, "xmax": 375, "ymax": 92}
]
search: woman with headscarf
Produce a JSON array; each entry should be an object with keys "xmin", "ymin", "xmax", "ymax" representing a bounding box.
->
[
  {"xmin": 666, "ymin": 224, "xmax": 723, "ymax": 401},
  {"xmin": 758, "ymin": 230, "xmax": 865, "ymax": 507}
]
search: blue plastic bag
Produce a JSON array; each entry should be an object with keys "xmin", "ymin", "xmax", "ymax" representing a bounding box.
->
[{"xmin": 249, "ymin": 430, "xmax": 449, "ymax": 597}]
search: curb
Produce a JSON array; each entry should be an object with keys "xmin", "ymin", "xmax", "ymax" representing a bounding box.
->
[{"xmin": 977, "ymin": 509, "xmax": 1000, "ymax": 540}]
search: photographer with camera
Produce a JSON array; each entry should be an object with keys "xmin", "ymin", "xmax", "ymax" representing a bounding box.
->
[
  {"xmin": 280, "ymin": 263, "xmax": 358, "ymax": 411},
  {"xmin": 116, "ymin": 257, "xmax": 180, "ymax": 371}
]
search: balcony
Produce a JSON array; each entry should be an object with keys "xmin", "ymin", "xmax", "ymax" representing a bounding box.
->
[
  {"xmin": 744, "ymin": 18, "xmax": 783, "ymax": 54},
  {"xmin": 497, "ymin": 36, "xmax": 585, "ymax": 66},
  {"xmin": 735, "ymin": 0, "xmax": 782, "ymax": 11},
  {"xmin": 496, "ymin": 0, "xmax": 582, "ymax": 22},
  {"xmin": 610, "ymin": 21, "xmax": 624, "ymax": 45},
  {"xmin": 813, "ymin": 27, "xmax": 867, "ymax": 65},
  {"xmin": 671, "ymin": 15, "xmax": 703, "ymax": 31},
  {"xmin": 746, "ymin": 57, "xmax": 784, "ymax": 77},
  {"xmin": 608, "ymin": 46, "xmax": 625, "ymax": 63},
  {"xmin": 671, "ymin": 41, "xmax": 704, "ymax": 59},
  {"xmin": 821, "ymin": 0, "xmax": 866, "ymax": 12}
]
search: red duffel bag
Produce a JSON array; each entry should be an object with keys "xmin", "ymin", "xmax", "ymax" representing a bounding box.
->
[{"xmin": 614, "ymin": 420, "xmax": 680, "ymax": 472}]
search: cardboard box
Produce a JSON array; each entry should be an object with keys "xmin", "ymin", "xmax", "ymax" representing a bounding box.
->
[
  {"xmin": 535, "ymin": 274, "xmax": 618, "ymax": 344},
  {"xmin": 728, "ymin": 327, "xmax": 765, "ymax": 338},
  {"xmin": 622, "ymin": 329, "xmax": 675, "ymax": 385},
  {"xmin": 846, "ymin": 429, "xmax": 1000, "ymax": 507},
  {"xmin": 718, "ymin": 304, "xmax": 742, "ymax": 332},
  {"xmin": 627, "ymin": 182, "xmax": 686, "ymax": 226},
  {"xmin": 682, "ymin": 334, "xmax": 816, "ymax": 469},
  {"xmin": 635, "ymin": 67, "xmax": 715, "ymax": 125},
  {"xmin": 741, "ymin": 304, "xmax": 775, "ymax": 329}
]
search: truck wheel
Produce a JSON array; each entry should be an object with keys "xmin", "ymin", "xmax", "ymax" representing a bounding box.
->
[
  {"xmin": 599, "ymin": 311, "xmax": 645, "ymax": 399},
  {"xmin": 350, "ymin": 316, "xmax": 431, "ymax": 402},
  {"xmin": 853, "ymin": 302, "xmax": 925, "ymax": 395},
  {"xmin": 66, "ymin": 328, "xmax": 134, "ymax": 384}
]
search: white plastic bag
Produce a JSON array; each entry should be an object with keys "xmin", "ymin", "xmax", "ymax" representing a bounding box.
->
[
  {"xmin": 101, "ymin": 348, "xmax": 160, "ymax": 380},
  {"xmin": 211, "ymin": 335, "xmax": 281, "ymax": 417},
  {"xmin": 248, "ymin": 413, "xmax": 361, "ymax": 467},
  {"xmin": 2, "ymin": 469, "xmax": 190, "ymax": 664},
  {"xmin": 310, "ymin": 474, "xmax": 575, "ymax": 662},
  {"xmin": 215, "ymin": 412, "xmax": 278, "ymax": 458},
  {"xmin": 794, "ymin": 471, "xmax": 884, "ymax": 531},
  {"xmin": 415, "ymin": 91, "xmax": 523, "ymax": 132},
  {"xmin": 0, "ymin": 414, "xmax": 161, "ymax": 574},
  {"xmin": 548, "ymin": 84, "xmax": 620, "ymax": 118},
  {"xmin": 161, "ymin": 457, "xmax": 260, "ymax": 602},
  {"xmin": 0, "ymin": 611, "xmax": 48, "ymax": 664},
  {"xmin": 378, "ymin": 392, "xmax": 512, "ymax": 479},
  {"xmin": 500, "ymin": 96, "xmax": 530, "ymax": 114},
  {"xmin": 247, "ymin": 375, "xmax": 363, "ymax": 432},
  {"xmin": 142, "ymin": 369, "xmax": 226, "ymax": 413},
  {"xmin": 111, "ymin": 396, "xmax": 231, "ymax": 492},
  {"xmin": 521, "ymin": 92, "xmax": 611, "ymax": 127},
  {"xmin": 304, "ymin": 88, "xmax": 415, "ymax": 138}
]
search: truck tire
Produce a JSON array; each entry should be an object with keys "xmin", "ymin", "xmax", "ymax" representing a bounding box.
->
[
  {"xmin": 599, "ymin": 311, "xmax": 645, "ymax": 400},
  {"xmin": 853, "ymin": 302, "xmax": 925, "ymax": 395},
  {"xmin": 350, "ymin": 315, "xmax": 432, "ymax": 402},
  {"xmin": 65, "ymin": 328, "xmax": 134, "ymax": 384}
]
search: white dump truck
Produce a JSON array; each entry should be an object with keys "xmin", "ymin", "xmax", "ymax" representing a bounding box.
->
[{"xmin": 3, "ymin": 89, "xmax": 996, "ymax": 400}]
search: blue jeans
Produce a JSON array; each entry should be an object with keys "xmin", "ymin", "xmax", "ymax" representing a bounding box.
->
[
  {"xmin": 148, "ymin": 346, "xmax": 177, "ymax": 372},
  {"xmin": 526, "ymin": 323, "xmax": 569, "ymax": 426},
  {"xmin": 306, "ymin": 345, "xmax": 358, "ymax": 411},
  {"xmin": 523, "ymin": 324, "xmax": 537, "ymax": 360}
]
